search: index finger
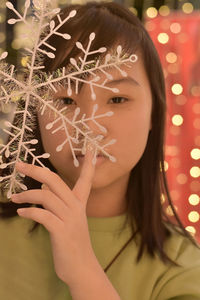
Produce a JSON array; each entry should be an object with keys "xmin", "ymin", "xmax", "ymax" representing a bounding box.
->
[
  {"xmin": 73, "ymin": 146, "xmax": 95, "ymax": 204},
  {"xmin": 15, "ymin": 162, "xmax": 74, "ymax": 203}
]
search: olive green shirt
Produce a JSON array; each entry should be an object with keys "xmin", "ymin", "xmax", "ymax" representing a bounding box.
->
[{"xmin": 0, "ymin": 213, "xmax": 200, "ymax": 300}]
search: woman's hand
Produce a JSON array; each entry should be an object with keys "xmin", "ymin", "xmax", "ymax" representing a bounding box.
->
[{"xmin": 11, "ymin": 148, "xmax": 96, "ymax": 286}]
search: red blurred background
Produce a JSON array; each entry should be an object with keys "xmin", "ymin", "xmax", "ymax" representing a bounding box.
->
[{"xmin": 146, "ymin": 11, "xmax": 200, "ymax": 242}]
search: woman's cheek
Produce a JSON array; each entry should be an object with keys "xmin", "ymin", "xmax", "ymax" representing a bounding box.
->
[{"xmin": 116, "ymin": 117, "xmax": 150, "ymax": 162}]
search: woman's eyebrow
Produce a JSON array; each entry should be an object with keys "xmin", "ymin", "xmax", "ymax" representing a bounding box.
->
[
  {"xmin": 54, "ymin": 76, "xmax": 140, "ymax": 96},
  {"xmin": 106, "ymin": 76, "xmax": 140, "ymax": 86}
]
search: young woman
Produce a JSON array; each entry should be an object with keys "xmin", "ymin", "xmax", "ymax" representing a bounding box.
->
[{"xmin": 0, "ymin": 2, "xmax": 200, "ymax": 300}]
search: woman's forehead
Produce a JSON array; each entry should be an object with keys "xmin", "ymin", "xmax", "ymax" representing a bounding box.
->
[{"xmin": 53, "ymin": 58, "xmax": 144, "ymax": 97}]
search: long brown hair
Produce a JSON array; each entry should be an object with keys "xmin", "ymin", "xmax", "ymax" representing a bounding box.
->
[{"xmin": 1, "ymin": 1, "xmax": 198, "ymax": 266}]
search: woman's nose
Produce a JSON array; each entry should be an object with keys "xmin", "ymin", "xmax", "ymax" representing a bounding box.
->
[{"xmin": 78, "ymin": 103, "xmax": 109, "ymax": 138}]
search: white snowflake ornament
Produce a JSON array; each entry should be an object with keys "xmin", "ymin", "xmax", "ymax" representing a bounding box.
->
[{"xmin": 0, "ymin": 0, "xmax": 138, "ymax": 198}]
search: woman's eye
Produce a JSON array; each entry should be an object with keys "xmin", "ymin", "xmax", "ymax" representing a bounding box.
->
[
  {"xmin": 109, "ymin": 97, "xmax": 128, "ymax": 104},
  {"xmin": 57, "ymin": 97, "xmax": 76, "ymax": 105}
]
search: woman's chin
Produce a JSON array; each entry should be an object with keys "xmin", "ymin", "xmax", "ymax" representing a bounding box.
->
[
  {"xmin": 75, "ymin": 154, "xmax": 108, "ymax": 167},
  {"xmin": 59, "ymin": 165, "xmax": 112, "ymax": 190}
]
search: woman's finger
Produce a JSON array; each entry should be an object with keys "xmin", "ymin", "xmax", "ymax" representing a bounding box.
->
[
  {"xmin": 41, "ymin": 183, "xmax": 49, "ymax": 190},
  {"xmin": 17, "ymin": 207, "xmax": 62, "ymax": 234},
  {"xmin": 15, "ymin": 162, "xmax": 77, "ymax": 205},
  {"xmin": 73, "ymin": 146, "xmax": 95, "ymax": 205},
  {"xmin": 11, "ymin": 189, "xmax": 68, "ymax": 222}
]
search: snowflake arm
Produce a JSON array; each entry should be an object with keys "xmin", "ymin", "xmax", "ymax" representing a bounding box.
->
[{"xmin": 36, "ymin": 39, "xmax": 138, "ymax": 100}]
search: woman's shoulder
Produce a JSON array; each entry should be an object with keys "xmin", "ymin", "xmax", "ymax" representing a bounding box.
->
[
  {"xmin": 163, "ymin": 221, "xmax": 200, "ymax": 265},
  {"xmin": 150, "ymin": 222, "xmax": 200, "ymax": 299}
]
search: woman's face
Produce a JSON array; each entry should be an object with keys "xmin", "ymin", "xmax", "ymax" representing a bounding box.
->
[{"xmin": 37, "ymin": 53, "xmax": 152, "ymax": 190}]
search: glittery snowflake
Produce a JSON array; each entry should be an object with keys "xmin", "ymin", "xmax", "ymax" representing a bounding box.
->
[{"xmin": 0, "ymin": 0, "xmax": 138, "ymax": 198}]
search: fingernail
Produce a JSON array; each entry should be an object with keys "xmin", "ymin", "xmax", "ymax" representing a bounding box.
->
[
  {"xmin": 11, "ymin": 193, "xmax": 18, "ymax": 198},
  {"xmin": 41, "ymin": 183, "xmax": 49, "ymax": 190},
  {"xmin": 17, "ymin": 208, "xmax": 25, "ymax": 215},
  {"xmin": 11, "ymin": 194, "xmax": 19, "ymax": 202}
]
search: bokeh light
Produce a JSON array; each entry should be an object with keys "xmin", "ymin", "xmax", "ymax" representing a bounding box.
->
[
  {"xmin": 159, "ymin": 5, "xmax": 170, "ymax": 17},
  {"xmin": 172, "ymin": 114, "xmax": 183, "ymax": 126},
  {"xmin": 164, "ymin": 161, "xmax": 169, "ymax": 171},
  {"xmin": 157, "ymin": 32, "xmax": 169, "ymax": 44},
  {"xmin": 182, "ymin": 3, "xmax": 194, "ymax": 14},
  {"xmin": 170, "ymin": 22, "xmax": 181, "ymax": 34},
  {"xmin": 190, "ymin": 167, "xmax": 200, "ymax": 178},
  {"xmin": 188, "ymin": 211, "xmax": 200, "ymax": 223},
  {"xmin": 185, "ymin": 226, "xmax": 196, "ymax": 236},
  {"xmin": 188, "ymin": 194, "xmax": 200, "ymax": 206},
  {"xmin": 177, "ymin": 173, "xmax": 188, "ymax": 184},
  {"xmin": 190, "ymin": 148, "xmax": 200, "ymax": 160},
  {"xmin": 166, "ymin": 52, "xmax": 177, "ymax": 63},
  {"xmin": 146, "ymin": 7, "xmax": 158, "ymax": 18},
  {"xmin": 171, "ymin": 83, "xmax": 183, "ymax": 95}
]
